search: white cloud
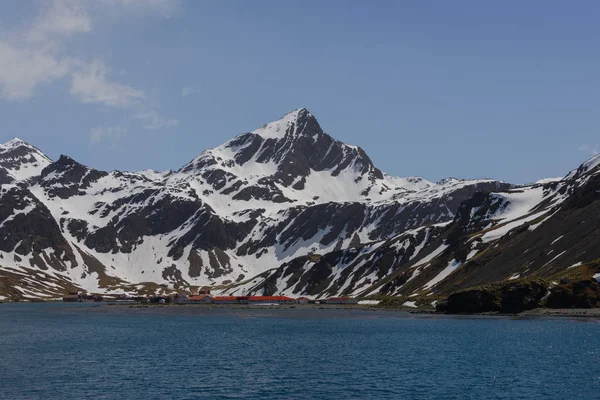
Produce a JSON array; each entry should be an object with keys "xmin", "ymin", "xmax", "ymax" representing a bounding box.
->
[
  {"xmin": 0, "ymin": 0, "xmax": 179, "ymax": 136},
  {"xmin": 181, "ymin": 84, "xmax": 201, "ymax": 98},
  {"xmin": 71, "ymin": 60, "xmax": 145, "ymax": 108},
  {"xmin": 0, "ymin": 0, "xmax": 88, "ymax": 100},
  {"xmin": 0, "ymin": 0, "xmax": 172, "ymax": 105},
  {"xmin": 134, "ymin": 110, "xmax": 179, "ymax": 130},
  {"xmin": 27, "ymin": 0, "xmax": 92, "ymax": 43},
  {"xmin": 0, "ymin": 0, "xmax": 145, "ymax": 108},
  {"xmin": 0, "ymin": 42, "xmax": 73, "ymax": 100},
  {"xmin": 90, "ymin": 125, "xmax": 127, "ymax": 144}
]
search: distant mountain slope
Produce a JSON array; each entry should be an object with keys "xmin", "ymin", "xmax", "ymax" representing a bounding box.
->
[
  {"xmin": 232, "ymin": 152, "xmax": 600, "ymax": 300},
  {"xmin": 0, "ymin": 109, "xmax": 511, "ymax": 300}
]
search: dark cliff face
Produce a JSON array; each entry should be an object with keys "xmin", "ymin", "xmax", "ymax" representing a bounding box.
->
[
  {"xmin": 0, "ymin": 186, "xmax": 75, "ymax": 271},
  {"xmin": 366, "ymin": 181, "xmax": 512, "ymax": 242},
  {"xmin": 0, "ymin": 168, "xmax": 12, "ymax": 185},
  {"xmin": 262, "ymin": 109, "xmax": 383, "ymax": 185},
  {"xmin": 230, "ymin": 109, "xmax": 383, "ymax": 184},
  {"xmin": 241, "ymin": 224, "xmax": 445, "ymax": 298},
  {"xmin": 40, "ymin": 155, "xmax": 109, "ymax": 199},
  {"xmin": 234, "ymin": 185, "xmax": 497, "ymax": 262},
  {"xmin": 438, "ymin": 280, "xmax": 549, "ymax": 314},
  {"xmin": 546, "ymin": 279, "xmax": 600, "ymax": 309}
]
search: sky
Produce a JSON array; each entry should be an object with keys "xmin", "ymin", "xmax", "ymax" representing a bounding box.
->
[{"xmin": 1, "ymin": 0, "xmax": 599, "ymax": 184}]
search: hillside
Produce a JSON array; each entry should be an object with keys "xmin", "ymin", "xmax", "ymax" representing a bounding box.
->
[
  {"xmin": 7, "ymin": 108, "xmax": 594, "ymax": 301},
  {"xmin": 229, "ymin": 151, "xmax": 600, "ymax": 302}
]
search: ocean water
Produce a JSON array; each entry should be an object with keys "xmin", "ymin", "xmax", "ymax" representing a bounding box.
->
[{"xmin": 0, "ymin": 303, "xmax": 599, "ymax": 400}]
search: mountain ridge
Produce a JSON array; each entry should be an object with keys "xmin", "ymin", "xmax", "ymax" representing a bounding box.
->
[
  {"xmin": 228, "ymin": 149, "xmax": 600, "ymax": 301},
  {"xmin": 2, "ymin": 108, "xmax": 596, "ymax": 301}
]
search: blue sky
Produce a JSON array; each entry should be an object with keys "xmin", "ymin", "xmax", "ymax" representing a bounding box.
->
[{"xmin": 1, "ymin": 0, "xmax": 599, "ymax": 183}]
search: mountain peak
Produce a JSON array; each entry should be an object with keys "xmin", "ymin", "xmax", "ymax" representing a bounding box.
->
[
  {"xmin": 0, "ymin": 137, "xmax": 50, "ymax": 161},
  {"xmin": 252, "ymin": 108, "xmax": 319, "ymax": 139},
  {"xmin": 1, "ymin": 137, "xmax": 30, "ymax": 151},
  {"xmin": 0, "ymin": 137, "xmax": 52, "ymax": 183},
  {"xmin": 280, "ymin": 107, "xmax": 312, "ymax": 122},
  {"xmin": 287, "ymin": 107, "xmax": 310, "ymax": 116}
]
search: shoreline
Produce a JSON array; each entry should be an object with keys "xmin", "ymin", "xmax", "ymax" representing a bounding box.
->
[
  {"xmin": 66, "ymin": 302, "xmax": 600, "ymax": 319},
  {"xmin": 4, "ymin": 301, "xmax": 600, "ymax": 319},
  {"xmin": 93, "ymin": 304, "xmax": 600, "ymax": 319}
]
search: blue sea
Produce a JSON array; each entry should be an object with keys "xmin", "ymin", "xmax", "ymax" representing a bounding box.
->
[{"xmin": 0, "ymin": 303, "xmax": 599, "ymax": 400}]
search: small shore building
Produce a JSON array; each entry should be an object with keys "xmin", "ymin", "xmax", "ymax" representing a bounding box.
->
[
  {"xmin": 173, "ymin": 294, "xmax": 189, "ymax": 304},
  {"xmin": 188, "ymin": 294, "xmax": 213, "ymax": 304},
  {"xmin": 213, "ymin": 296, "xmax": 240, "ymax": 304},
  {"xmin": 62, "ymin": 292, "xmax": 81, "ymax": 302}
]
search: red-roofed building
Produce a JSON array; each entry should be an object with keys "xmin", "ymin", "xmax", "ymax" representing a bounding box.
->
[
  {"xmin": 213, "ymin": 296, "xmax": 242, "ymax": 304},
  {"xmin": 188, "ymin": 295, "xmax": 213, "ymax": 304}
]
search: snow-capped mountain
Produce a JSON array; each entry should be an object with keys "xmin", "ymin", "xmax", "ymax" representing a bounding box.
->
[
  {"xmin": 234, "ymin": 149, "xmax": 600, "ymax": 301},
  {"xmin": 0, "ymin": 138, "xmax": 51, "ymax": 184},
  {"xmin": 0, "ymin": 108, "xmax": 513, "ymax": 299}
]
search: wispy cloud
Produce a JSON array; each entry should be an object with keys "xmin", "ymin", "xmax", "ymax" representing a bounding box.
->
[
  {"xmin": 181, "ymin": 84, "xmax": 201, "ymax": 98},
  {"xmin": 0, "ymin": 0, "xmax": 180, "ymax": 141},
  {"xmin": 27, "ymin": 0, "xmax": 92, "ymax": 43},
  {"xmin": 90, "ymin": 108, "xmax": 178, "ymax": 145},
  {"xmin": 0, "ymin": 0, "xmax": 148, "ymax": 104},
  {"xmin": 134, "ymin": 110, "xmax": 179, "ymax": 130},
  {"xmin": 71, "ymin": 60, "xmax": 145, "ymax": 108},
  {"xmin": 579, "ymin": 144, "xmax": 599, "ymax": 156},
  {"xmin": 0, "ymin": 0, "xmax": 89, "ymax": 100},
  {"xmin": 0, "ymin": 42, "xmax": 73, "ymax": 100},
  {"xmin": 90, "ymin": 125, "xmax": 127, "ymax": 144}
]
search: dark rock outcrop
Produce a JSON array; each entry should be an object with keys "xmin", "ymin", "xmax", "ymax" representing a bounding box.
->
[
  {"xmin": 439, "ymin": 280, "xmax": 548, "ymax": 314},
  {"xmin": 546, "ymin": 280, "xmax": 600, "ymax": 309}
]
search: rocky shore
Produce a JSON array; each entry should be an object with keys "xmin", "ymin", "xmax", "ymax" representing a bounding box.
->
[
  {"xmin": 435, "ymin": 277, "xmax": 600, "ymax": 315},
  {"xmin": 55, "ymin": 302, "xmax": 600, "ymax": 319}
]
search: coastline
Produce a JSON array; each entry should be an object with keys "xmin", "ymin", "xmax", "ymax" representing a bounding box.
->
[
  {"xmin": 4, "ymin": 301, "xmax": 600, "ymax": 319},
  {"xmin": 42, "ymin": 302, "xmax": 600, "ymax": 319},
  {"xmin": 519, "ymin": 308, "xmax": 600, "ymax": 318}
]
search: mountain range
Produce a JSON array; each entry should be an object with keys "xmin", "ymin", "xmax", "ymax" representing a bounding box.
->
[{"xmin": 1, "ymin": 108, "xmax": 599, "ymax": 301}]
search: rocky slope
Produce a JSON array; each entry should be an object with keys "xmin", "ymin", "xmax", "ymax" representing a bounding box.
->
[
  {"xmin": 0, "ymin": 138, "xmax": 51, "ymax": 184},
  {"xmin": 0, "ymin": 108, "xmax": 514, "ymax": 300},
  {"xmin": 231, "ymin": 149, "xmax": 600, "ymax": 302}
]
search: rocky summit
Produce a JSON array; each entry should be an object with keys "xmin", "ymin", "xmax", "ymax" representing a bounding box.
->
[{"xmin": 1, "ymin": 108, "xmax": 599, "ymax": 301}]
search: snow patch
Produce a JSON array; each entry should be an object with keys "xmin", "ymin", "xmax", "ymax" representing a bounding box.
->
[
  {"xmin": 358, "ymin": 300, "xmax": 380, "ymax": 305},
  {"xmin": 423, "ymin": 259, "xmax": 462, "ymax": 290}
]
